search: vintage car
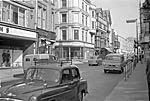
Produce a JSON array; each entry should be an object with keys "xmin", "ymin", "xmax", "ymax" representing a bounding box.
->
[
  {"xmin": 88, "ymin": 56, "xmax": 102, "ymax": 66},
  {"xmin": 0, "ymin": 64, "xmax": 88, "ymax": 101},
  {"xmin": 103, "ymin": 53, "xmax": 126, "ymax": 73}
]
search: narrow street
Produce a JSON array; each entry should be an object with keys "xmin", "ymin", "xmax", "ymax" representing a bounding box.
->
[{"xmin": 77, "ymin": 63, "xmax": 124, "ymax": 101}]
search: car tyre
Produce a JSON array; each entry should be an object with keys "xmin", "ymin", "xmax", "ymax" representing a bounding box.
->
[{"xmin": 78, "ymin": 92, "xmax": 84, "ymax": 101}]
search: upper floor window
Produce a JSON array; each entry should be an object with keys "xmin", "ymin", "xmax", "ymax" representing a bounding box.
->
[
  {"xmin": 42, "ymin": 8, "xmax": 46, "ymax": 29},
  {"xmin": 92, "ymin": 21, "xmax": 95, "ymax": 29},
  {"xmin": 74, "ymin": 30, "xmax": 79, "ymax": 40},
  {"xmin": 38, "ymin": 6, "xmax": 42, "ymax": 28},
  {"xmin": 62, "ymin": 30, "xmax": 67, "ymax": 40},
  {"xmin": 85, "ymin": 5, "xmax": 87, "ymax": 12},
  {"xmin": 19, "ymin": 8, "xmax": 25, "ymax": 26},
  {"xmin": 82, "ymin": 14, "xmax": 84, "ymax": 25},
  {"xmin": 82, "ymin": 2, "xmax": 84, "ymax": 10},
  {"xmin": 86, "ymin": 31, "xmax": 87, "ymax": 42},
  {"xmin": 2, "ymin": 2, "xmax": 26, "ymax": 26},
  {"xmin": 92, "ymin": 11, "xmax": 95, "ymax": 17},
  {"xmin": 62, "ymin": 0, "xmax": 67, "ymax": 7},
  {"xmin": 82, "ymin": 30, "xmax": 84, "ymax": 41},
  {"xmin": 86, "ymin": 16, "xmax": 87, "ymax": 26},
  {"xmin": 62, "ymin": 13, "xmax": 67, "ymax": 23},
  {"xmin": 91, "ymin": 34, "xmax": 93, "ymax": 43}
]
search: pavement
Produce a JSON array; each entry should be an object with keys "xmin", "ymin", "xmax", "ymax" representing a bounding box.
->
[{"xmin": 104, "ymin": 62, "xmax": 149, "ymax": 101}]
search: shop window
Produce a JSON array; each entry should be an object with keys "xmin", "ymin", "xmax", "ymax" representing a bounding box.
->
[
  {"xmin": 62, "ymin": 30, "xmax": 67, "ymax": 40},
  {"xmin": 74, "ymin": 30, "xmax": 79, "ymax": 40},
  {"xmin": 62, "ymin": 13, "xmax": 67, "ymax": 23}
]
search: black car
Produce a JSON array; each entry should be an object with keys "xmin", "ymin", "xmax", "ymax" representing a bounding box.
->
[{"xmin": 0, "ymin": 64, "xmax": 88, "ymax": 101}]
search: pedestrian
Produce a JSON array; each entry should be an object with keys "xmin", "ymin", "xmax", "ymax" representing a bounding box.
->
[
  {"xmin": 6, "ymin": 50, "xmax": 11, "ymax": 67},
  {"xmin": 1, "ymin": 50, "xmax": 7, "ymax": 67},
  {"xmin": 146, "ymin": 52, "xmax": 150, "ymax": 100},
  {"xmin": 139, "ymin": 52, "xmax": 143, "ymax": 64}
]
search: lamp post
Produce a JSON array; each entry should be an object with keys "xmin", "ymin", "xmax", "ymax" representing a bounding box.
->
[{"xmin": 126, "ymin": 19, "xmax": 138, "ymax": 61}]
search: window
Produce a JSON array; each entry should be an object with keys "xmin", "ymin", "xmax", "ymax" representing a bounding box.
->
[
  {"xmin": 71, "ymin": 68, "xmax": 80, "ymax": 80},
  {"xmin": 2, "ymin": 2, "xmax": 10, "ymax": 22},
  {"xmin": 11, "ymin": 5, "xmax": 18, "ymax": 24},
  {"xmin": 42, "ymin": 8, "xmax": 46, "ymax": 29},
  {"xmin": 82, "ymin": 14, "xmax": 84, "ymax": 25},
  {"xmin": 91, "ymin": 34, "xmax": 93, "ymax": 43},
  {"xmin": 82, "ymin": 30, "xmax": 84, "ymax": 41},
  {"xmin": 62, "ymin": 30, "xmax": 67, "ymax": 40},
  {"xmin": 92, "ymin": 11, "xmax": 94, "ymax": 17},
  {"xmin": 86, "ymin": 16, "xmax": 87, "ymax": 26},
  {"xmin": 62, "ymin": 69, "xmax": 72, "ymax": 83},
  {"xmin": 85, "ymin": 5, "xmax": 87, "ymax": 12},
  {"xmin": 62, "ymin": 13, "xmax": 67, "ymax": 22},
  {"xmin": 62, "ymin": 0, "xmax": 67, "ymax": 7},
  {"xmin": 92, "ymin": 21, "xmax": 95, "ymax": 29},
  {"xmin": 74, "ymin": 30, "xmax": 79, "ymax": 40},
  {"xmin": 82, "ymin": 2, "xmax": 84, "ymax": 9},
  {"xmin": 86, "ymin": 31, "xmax": 87, "ymax": 42},
  {"xmin": 38, "ymin": 6, "xmax": 42, "ymax": 28},
  {"xmin": 19, "ymin": 8, "xmax": 25, "ymax": 26},
  {"xmin": 74, "ymin": 13, "xmax": 78, "ymax": 22},
  {"xmin": 51, "ymin": 12, "xmax": 54, "ymax": 30}
]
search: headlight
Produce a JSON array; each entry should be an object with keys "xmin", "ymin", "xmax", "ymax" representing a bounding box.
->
[{"xmin": 29, "ymin": 96, "xmax": 37, "ymax": 101}]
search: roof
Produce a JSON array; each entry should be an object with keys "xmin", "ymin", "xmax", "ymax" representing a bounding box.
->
[
  {"xmin": 28, "ymin": 63, "xmax": 78, "ymax": 71},
  {"xmin": 106, "ymin": 53, "xmax": 124, "ymax": 57}
]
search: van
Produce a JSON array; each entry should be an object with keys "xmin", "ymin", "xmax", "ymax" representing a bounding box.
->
[
  {"xmin": 23, "ymin": 54, "xmax": 57, "ymax": 72},
  {"xmin": 103, "ymin": 53, "xmax": 125, "ymax": 73}
]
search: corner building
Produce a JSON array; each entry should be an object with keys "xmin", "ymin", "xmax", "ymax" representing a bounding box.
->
[{"xmin": 55, "ymin": 0, "xmax": 95, "ymax": 60}]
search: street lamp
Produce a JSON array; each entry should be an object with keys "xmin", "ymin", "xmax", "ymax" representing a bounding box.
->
[{"xmin": 126, "ymin": 19, "xmax": 138, "ymax": 60}]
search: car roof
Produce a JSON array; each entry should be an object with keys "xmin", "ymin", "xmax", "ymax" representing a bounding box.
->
[
  {"xmin": 28, "ymin": 63, "xmax": 78, "ymax": 71},
  {"xmin": 106, "ymin": 53, "xmax": 124, "ymax": 57}
]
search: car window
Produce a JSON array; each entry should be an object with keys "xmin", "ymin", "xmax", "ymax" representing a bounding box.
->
[
  {"xmin": 62, "ymin": 69, "xmax": 72, "ymax": 83},
  {"xmin": 26, "ymin": 68, "xmax": 60, "ymax": 83},
  {"xmin": 71, "ymin": 68, "xmax": 80, "ymax": 80},
  {"xmin": 106, "ymin": 56, "xmax": 121, "ymax": 61}
]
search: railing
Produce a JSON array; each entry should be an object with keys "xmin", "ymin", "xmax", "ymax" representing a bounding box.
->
[{"xmin": 124, "ymin": 57, "xmax": 137, "ymax": 81}]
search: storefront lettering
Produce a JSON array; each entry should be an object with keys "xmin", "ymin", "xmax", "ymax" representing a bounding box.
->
[{"xmin": 0, "ymin": 26, "xmax": 3, "ymax": 32}]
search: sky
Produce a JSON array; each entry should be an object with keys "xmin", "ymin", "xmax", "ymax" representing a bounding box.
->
[{"xmin": 91, "ymin": 0, "xmax": 144, "ymax": 38}]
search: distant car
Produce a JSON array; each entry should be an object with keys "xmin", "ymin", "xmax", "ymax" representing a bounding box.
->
[
  {"xmin": 103, "ymin": 53, "xmax": 126, "ymax": 73},
  {"xmin": 0, "ymin": 63, "xmax": 88, "ymax": 101},
  {"xmin": 88, "ymin": 56, "xmax": 102, "ymax": 66}
]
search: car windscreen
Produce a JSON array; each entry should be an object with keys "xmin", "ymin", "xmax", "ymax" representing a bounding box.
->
[
  {"xmin": 106, "ymin": 56, "xmax": 121, "ymax": 61},
  {"xmin": 25, "ymin": 68, "xmax": 60, "ymax": 83}
]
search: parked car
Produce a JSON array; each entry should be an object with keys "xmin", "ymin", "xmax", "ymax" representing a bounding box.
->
[
  {"xmin": 103, "ymin": 53, "xmax": 126, "ymax": 73},
  {"xmin": 0, "ymin": 63, "xmax": 88, "ymax": 101},
  {"xmin": 88, "ymin": 56, "xmax": 102, "ymax": 66}
]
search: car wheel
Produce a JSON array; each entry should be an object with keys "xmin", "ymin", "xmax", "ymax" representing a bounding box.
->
[{"xmin": 78, "ymin": 92, "xmax": 84, "ymax": 101}]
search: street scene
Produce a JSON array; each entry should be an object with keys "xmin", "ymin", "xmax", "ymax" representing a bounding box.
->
[{"xmin": 0, "ymin": 0, "xmax": 150, "ymax": 101}]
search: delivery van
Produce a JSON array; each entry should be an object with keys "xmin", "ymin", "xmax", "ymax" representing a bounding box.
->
[{"xmin": 23, "ymin": 54, "xmax": 57, "ymax": 72}]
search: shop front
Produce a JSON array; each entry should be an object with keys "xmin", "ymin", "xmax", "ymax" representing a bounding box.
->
[
  {"xmin": 36, "ymin": 28, "xmax": 56, "ymax": 54},
  {"xmin": 0, "ymin": 23, "xmax": 36, "ymax": 68}
]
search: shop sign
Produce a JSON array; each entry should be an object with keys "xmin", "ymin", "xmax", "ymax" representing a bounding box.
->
[{"xmin": 0, "ymin": 25, "xmax": 36, "ymax": 38}]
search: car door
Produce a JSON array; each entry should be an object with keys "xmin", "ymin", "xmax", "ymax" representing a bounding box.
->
[{"xmin": 59, "ymin": 68, "xmax": 75, "ymax": 101}]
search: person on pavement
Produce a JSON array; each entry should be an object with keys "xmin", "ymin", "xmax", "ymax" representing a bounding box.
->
[{"xmin": 146, "ymin": 52, "xmax": 150, "ymax": 100}]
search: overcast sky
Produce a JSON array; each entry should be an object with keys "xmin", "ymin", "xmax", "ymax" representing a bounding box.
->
[{"xmin": 91, "ymin": 0, "xmax": 144, "ymax": 38}]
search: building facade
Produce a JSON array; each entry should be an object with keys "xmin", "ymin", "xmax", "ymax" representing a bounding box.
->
[
  {"xmin": 0, "ymin": 0, "xmax": 36, "ymax": 67},
  {"xmin": 33, "ymin": 0, "xmax": 56, "ymax": 54},
  {"xmin": 95, "ymin": 8, "xmax": 112, "ymax": 58},
  {"xmin": 55, "ymin": 0, "xmax": 95, "ymax": 60}
]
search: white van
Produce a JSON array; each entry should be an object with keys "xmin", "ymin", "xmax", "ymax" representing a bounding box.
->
[{"xmin": 23, "ymin": 54, "xmax": 57, "ymax": 72}]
